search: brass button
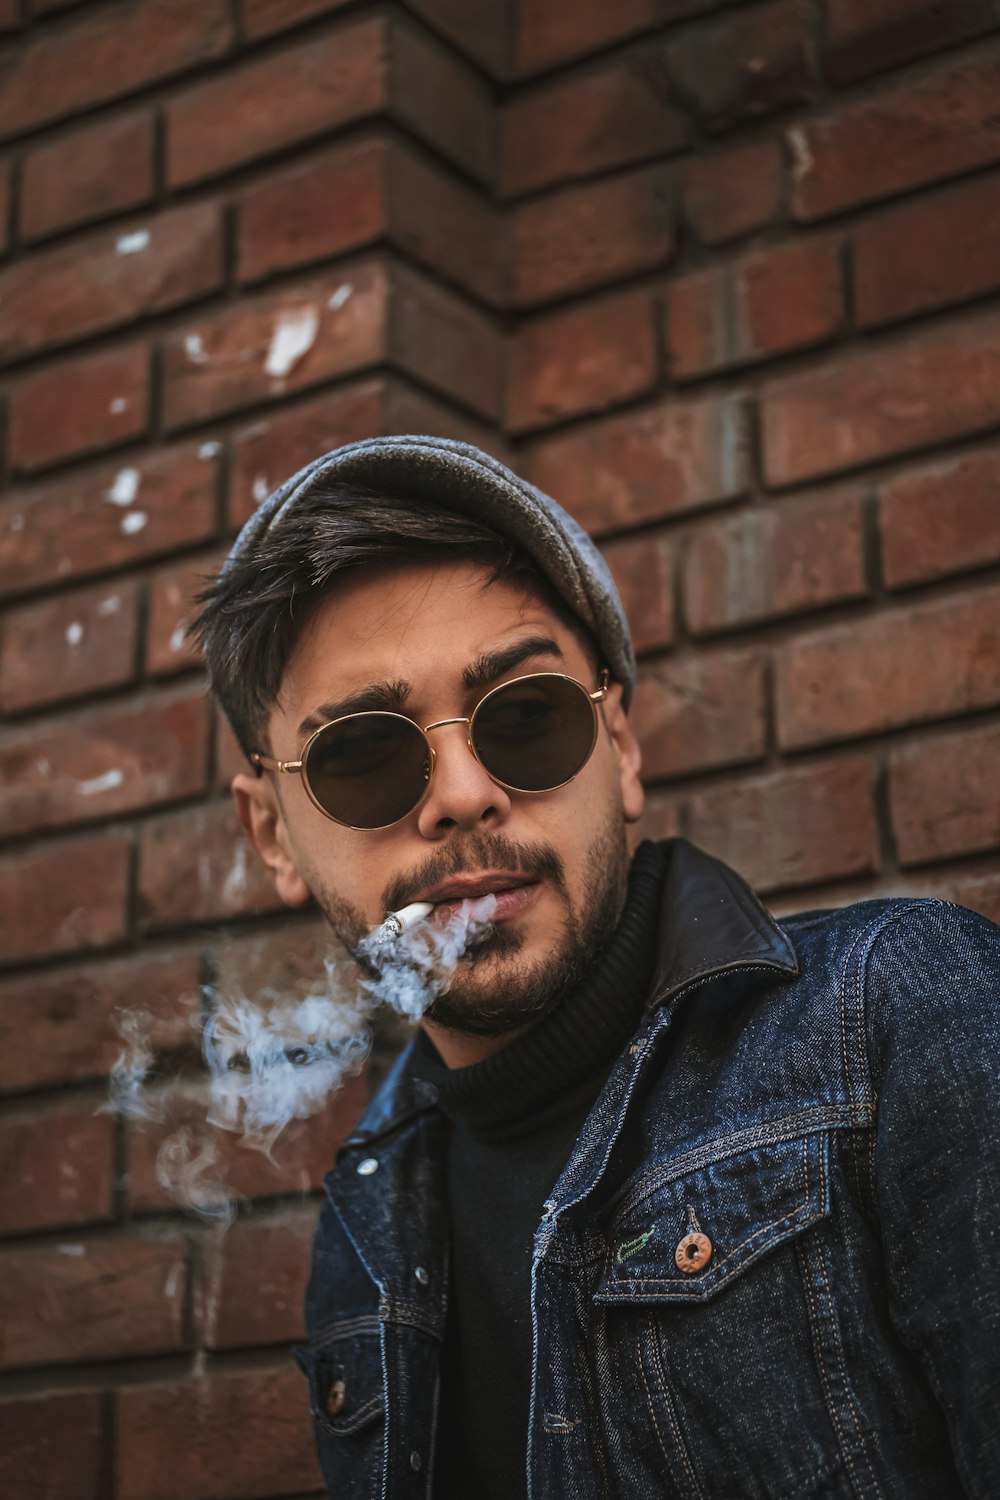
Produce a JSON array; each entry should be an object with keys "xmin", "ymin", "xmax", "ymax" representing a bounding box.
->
[
  {"xmin": 675, "ymin": 1231, "xmax": 712, "ymax": 1273},
  {"xmin": 325, "ymin": 1378, "xmax": 346, "ymax": 1418}
]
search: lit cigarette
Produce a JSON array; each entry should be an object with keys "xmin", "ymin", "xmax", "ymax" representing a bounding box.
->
[{"xmin": 374, "ymin": 901, "xmax": 435, "ymax": 943}]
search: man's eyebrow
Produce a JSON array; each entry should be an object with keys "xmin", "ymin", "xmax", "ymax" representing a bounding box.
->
[
  {"xmin": 297, "ymin": 680, "xmax": 410, "ymax": 738},
  {"xmin": 462, "ymin": 635, "xmax": 564, "ymax": 692}
]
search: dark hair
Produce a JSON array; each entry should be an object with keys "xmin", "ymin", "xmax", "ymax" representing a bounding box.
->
[{"xmin": 189, "ymin": 482, "xmax": 597, "ymax": 761}]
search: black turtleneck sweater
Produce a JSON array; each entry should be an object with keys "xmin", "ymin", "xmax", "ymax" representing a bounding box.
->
[{"xmin": 412, "ymin": 842, "xmax": 667, "ymax": 1500}]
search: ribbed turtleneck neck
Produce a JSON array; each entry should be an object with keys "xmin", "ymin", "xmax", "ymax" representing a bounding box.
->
[{"xmin": 413, "ymin": 840, "xmax": 666, "ymax": 1142}]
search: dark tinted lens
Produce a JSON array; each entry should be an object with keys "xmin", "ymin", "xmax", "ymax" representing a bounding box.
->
[
  {"xmin": 471, "ymin": 675, "xmax": 596, "ymax": 792},
  {"xmin": 304, "ymin": 714, "xmax": 430, "ymax": 828}
]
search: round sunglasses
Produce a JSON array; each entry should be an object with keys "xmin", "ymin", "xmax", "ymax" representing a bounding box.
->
[{"xmin": 252, "ymin": 670, "xmax": 610, "ymax": 830}]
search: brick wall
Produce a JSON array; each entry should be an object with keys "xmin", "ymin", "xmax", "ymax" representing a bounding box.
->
[{"xmin": 1, "ymin": 1, "xmax": 998, "ymax": 1494}]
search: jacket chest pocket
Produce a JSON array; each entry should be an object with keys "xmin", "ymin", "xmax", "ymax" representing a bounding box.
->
[
  {"xmin": 296, "ymin": 1318, "xmax": 385, "ymax": 1498},
  {"xmin": 590, "ymin": 1130, "xmax": 870, "ymax": 1499}
]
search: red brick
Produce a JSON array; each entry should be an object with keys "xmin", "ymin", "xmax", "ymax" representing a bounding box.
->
[
  {"xmin": 501, "ymin": 41, "xmax": 687, "ymax": 197},
  {"xmin": 0, "ymin": 1392, "xmax": 103, "ymax": 1500},
  {"xmin": 879, "ymin": 448, "xmax": 1000, "ymax": 590},
  {"xmin": 165, "ymin": 259, "xmax": 501, "ymax": 431},
  {"xmin": 404, "ymin": 0, "xmax": 511, "ymax": 77},
  {"xmin": 669, "ymin": 236, "xmax": 842, "ymax": 380},
  {"xmin": 0, "ymin": 576, "xmax": 140, "ymax": 714},
  {"xmin": 934, "ymin": 873, "xmax": 1000, "ymax": 927},
  {"xmin": 512, "ymin": 163, "xmax": 674, "ymax": 307},
  {"xmin": 528, "ymin": 392, "xmax": 748, "ymax": 537},
  {"xmin": 147, "ymin": 553, "xmax": 222, "ymax": 677},
  {"xmin": 688, "ymin": 757, "xmax": 879, "ymax": 894},
  {"xmin": 603, "ymin": 533, "xmax": 673, "ymax": 656},
  {"xmin": 508, "ymin": 289, "xmax": 659, "ymax": 433},
  {"xmin": 116, "ymin": 1364, "xmax": 318, "ymax": 1500},
  {"xmin": 0, "ymin": 203, "xmax": 223, "ymax": 365},
  {"xmin": 0, "ymin": 949, "xmax": 202, "ymax": 1095},
  {"xmin": 790, "ymin": 49, "xmax": 1000, "ymax": 221},
  {"xmin": 0, "ymin": 0, "xmax": 232, "ymax": 141},
  {"xmin": 126, "ymin": 1072, "xmax": 369, "ymax": 1212},
  {"xmin": 20, "ymin": 109, "xmax": 155, "ymax": 242},
  {"xmin": 29, "ymin": 0, "xmax": 87, "ymax": 13},
  {"xmin": 236, "ymin": 137, "xmax": 386, "ymax": 285},
  {"xmin": 8, "ymin": 343, "xmax": 150, "ymax": 474},
  {"xmin": 682, "ymin": 139, "xmax": 784, "ymax": 246},
  {"xmin": 228, "ymin": 381, "xmax": 385, "ymax": 527},
  {"xmin": 776, "ymin": 586, "xmax": 1000, "ymax": 750},
  {"xmin": 0, "ymin": 1104, "xmax": 114, "ymax": 1236},
  {"xmin": 211, "ymin": 917, "xmax": 336, "ymax": 1003},
  {"xmin": 240, "ymin": 0, "xmax": 352, "ymax": 39},
  {"xmin": 389, "ymin": 17, "xmax": 494, "ymax": 185},
  {"xmin": 630, "ymin": 793, "xmax": 683, "ymax": 849},
  {"xmin": 683, "ymin": 489, "xmax": 866, "ymax": 636},
  {"xmin": 0, "ymin": 163, "xmax": 10, "ymax": 256},
  {"xmin": 0, "ymin": 835, "xmax": 130, "ymax": 966},
  {"xmin": 762, "ymin": 314, "xmax": 1000, "ymax": 487},
  {"xmin": 390, "ymin": 263, "xmax": 502, "ymax": 420},
  {"xmin": 0, "ymin": 691, "xmax": 210, "ymax": 840},
  {"xmin": 825, "ymin": 0, "xmax": 997, "ymax": 84},
  {"xmin": 167, "ymin": 18, "xmax": 385, "ymax": 188},
  {"xmin": 516, "ymin": 0, "xmax": 719, "ymax": 74},
  {"xmin": 0, "ymin": 0, "xmax": 18, "ymax": 24},
  {"xmin": 0, "ymin": 1233, "xmax": 187, "ymax": 1370},
  {"xmin": 890, "ymin": 723, "xmax": 1000, "ymax": 867},
  {"xmin": 385, "ymin": 138, "xmax": 503, "ymax": 307},
  {"xmin": 138, "ymin": 802, "xmax": 285, "ymax": 930},
  {"xmin": 631, "ymin": 649, "xmax": 766, "ymax": 780},
  {"xmin": 666, "ymin": 0, "xmax": 812, "ymax": 135},
  {"xmin": 163, "ymin": 263, "xmax": 389, "ymax": 431},
  {"xmin": 203, "ymin": 1211, "xmax": 313, "ymax": 1349},
  {"xmin": 853, "ymin": 173, "xmax": 1000, "ymax": 330},
  {"xmin": 0, "ymin": 445, "xmax": 220, "ymax": 600}
]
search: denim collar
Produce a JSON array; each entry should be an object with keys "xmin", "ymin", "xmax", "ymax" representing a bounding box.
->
[{"xmin": 340, "ymin": 838, "xmax": 799, "ymax": 1155}]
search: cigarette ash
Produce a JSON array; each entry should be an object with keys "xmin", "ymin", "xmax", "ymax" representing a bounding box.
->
[{"xmin": 102, "ymin": 898, "xmax": 495, "ymax": 1221}]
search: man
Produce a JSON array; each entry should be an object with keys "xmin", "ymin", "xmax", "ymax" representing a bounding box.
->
[{"xmin": 194, "ymin": 436, "xmax": 999, "ymax": 1499}]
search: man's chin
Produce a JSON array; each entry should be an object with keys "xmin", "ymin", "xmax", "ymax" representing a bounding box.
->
[{"xmin": 421, "ymin": 932, "xmax": 580, "ymax": 1039}]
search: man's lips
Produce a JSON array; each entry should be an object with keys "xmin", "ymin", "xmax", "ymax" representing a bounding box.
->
[{"xmin": 413, "ymin": 876, "xmax": 542, "ymax": 918}]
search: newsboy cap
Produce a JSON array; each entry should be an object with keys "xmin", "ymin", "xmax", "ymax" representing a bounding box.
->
[{"xmin": 224, "ymin": 435, "xmax": 636, "ymax": 706}]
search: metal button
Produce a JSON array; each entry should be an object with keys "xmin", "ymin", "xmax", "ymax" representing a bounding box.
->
[
  {"xmin": 675, "ymin": 1231, "xmax": 712, "ymax": 1273},
  {"xmin": 409, "ymin": 1450, "xmax": 422, "ymax": 1472},
  {"xmin": 414, "ymin": 1265, "xmax": 430, "ymax": 1287},
  {"xmin": 326, "ymin": 1378, "xmax": 346, "ymax": 1418},
  {"xmin": 357, "ymin": 1157, "xmax": 379, "ymax": 1176}
]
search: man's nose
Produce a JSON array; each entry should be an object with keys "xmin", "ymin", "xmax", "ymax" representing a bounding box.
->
[{"xmin": 414, "ymin": 721, "xmax": 511, "ymax": 836}]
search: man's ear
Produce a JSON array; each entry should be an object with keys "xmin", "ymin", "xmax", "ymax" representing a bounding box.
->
[
  {"xmin": 231, "ymin": 771, "xmax": 313, "ymax": 907},
  {"xmin": 602, "ymin": 680, "xmax": 644, "ymax": 824}
]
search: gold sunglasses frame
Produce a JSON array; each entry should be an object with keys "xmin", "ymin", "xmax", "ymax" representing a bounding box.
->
[{"xmin": 251, "ymin": 669, "xmax": 610, "ymax": 830}]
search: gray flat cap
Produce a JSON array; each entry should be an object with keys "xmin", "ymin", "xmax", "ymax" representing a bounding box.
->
[{"xmin": 226, "ymin": 435, "xmax": 636, "ymax": 705}]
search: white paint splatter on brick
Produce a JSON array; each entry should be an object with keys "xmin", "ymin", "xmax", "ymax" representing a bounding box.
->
[
  {"xmin": 116, "ymin": 228, "xmax": 151, "ymax": 255},
  {"xmin": 327, "ymin": 283, "xmax": 353, "ymax": 311},
  {"xmin": 77, "ymin": 768, "xmax": 125, "ymax": 796},
  {"xmin": 265, "ymin": 307, "xmax": 319, "ymax": 379},
  {"xmin": 66, "ymin": 621, "xmax": 84, "ymax": 647},
  {"xmin": 97, "ymin": 595, "xmax": 121, "ymax": 616},
  {"xmin": 253, "ymin": 474, "xmax": 270, "ymax": 504},
  {"xmin": 185, "ymin": 333, "xmax": 209, "ymax": 364},
  {"xmin": 35, "ymin": 757, "xmax": 51, "ymax": 776},
  {"xmin": 109, "ymin": 397, "xmax": 129, "ymax": 415},
  {"xmin": 121, "ymin": 510, "xmax": 149, "ymax": 534},
  {"xmin": 787, "ymin": 126, "xmax": 814, "ymax": 183},
  {"xmin": 9, "ymin": 513, "xmax": 24, "ymax": 531},
  {"xmin": 106, "ymin": 467, "xmax": 140, "ymax": 506},
  {"xmin": 58, "ymin": 1244, "xmax": 86, "ymax": 1256},
  {"xmin": 169, "ymin": 624, "xmax": 188, "ymax": 654},
  {"xmin": 199, "ymin": 440, "xmax": 221, "ymax": 459}
]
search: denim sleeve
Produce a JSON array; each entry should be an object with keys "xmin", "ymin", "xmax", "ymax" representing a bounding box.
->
[{"xmin": 865, "ymin": 900, "xmax": 1000, "ymax": 1495}]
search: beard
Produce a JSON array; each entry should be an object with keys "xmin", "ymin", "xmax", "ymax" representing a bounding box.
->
[{"xmin": 310, "ymin": 803, "xmax": 632, "ymax": 1039}]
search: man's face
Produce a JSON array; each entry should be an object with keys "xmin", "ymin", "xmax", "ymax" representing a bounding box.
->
[{"xmin": 234, "ymin": 561, "xmax": 644, "ymax": 1045}]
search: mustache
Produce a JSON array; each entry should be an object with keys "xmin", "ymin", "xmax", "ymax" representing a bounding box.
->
[{"xmin": 384, "ymin": 832, "xmax": 566, "ymax": 913}]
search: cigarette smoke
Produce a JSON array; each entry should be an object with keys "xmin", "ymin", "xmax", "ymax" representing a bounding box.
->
[{"xmin": 104, "ymin": 899, "xmax": 495, "ymax": 1221}]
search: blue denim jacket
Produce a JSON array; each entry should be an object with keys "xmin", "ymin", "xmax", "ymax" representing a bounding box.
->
[{"xmin": 300, "ymin": 840, "xmax": 1000, "ymax": 1498}]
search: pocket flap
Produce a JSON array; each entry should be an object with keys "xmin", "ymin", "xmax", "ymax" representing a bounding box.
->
[
  {"xmin": 596, "ymin": 1130, "xmax": 829, "ymax": 1304},
  {"xmin": 296, "ymin": 1318, "xmax": 384, "ymax": 1436}
]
